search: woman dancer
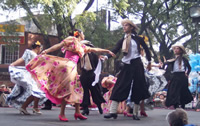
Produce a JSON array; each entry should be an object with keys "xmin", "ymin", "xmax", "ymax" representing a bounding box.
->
[
  {"xmin": 26, "ymin": 29, "xmax": 115, "ymax": 122},
  {"xmin": 7, "ymin": 41, "xmax": 46, "ymax": 115},
  {"xmin": 165, "ymin": 44, "xmax": 193, "ymax": 109}
]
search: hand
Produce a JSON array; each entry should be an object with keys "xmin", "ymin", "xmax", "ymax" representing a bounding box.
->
[
  {"xmin": 9, "ymin": 64, "xmax": 14, "ymax": 66},
  {"xmin": 99, "ymin": 55, "xmax": 108, "ymax": 61},
  {"xmin": 185, "ymin": 72, "xmax": 188, "ymax": 77},
  {"xmin": 147, "ymin": 63, "xmax": 151, "ymax": 71},
  {"xmin": 41, "ymin": 50, "xmax": 47, "ymax": 55},
  {"xmin": 108, "ymin": 50, "xmax": 116, "ymax": 57}
]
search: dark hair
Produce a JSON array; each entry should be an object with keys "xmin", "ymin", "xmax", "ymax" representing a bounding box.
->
[
  {"xmin": 31, "ymin": 41, "xmax": 41, "ymax": 49},
  {"xmin": 131, "ymin": 29, "xmax": 137, "ymax": 35},
  {"xmin": 68, "ymin": 29, "xmax": 83, "ymax": 38}
]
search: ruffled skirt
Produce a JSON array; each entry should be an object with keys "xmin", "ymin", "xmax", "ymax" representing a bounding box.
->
[
  {"xmin": 26, "ymin": 54, "xmax": 83, "ymax": 105},
  {"xmin": 6, "ymin": 66, "xmax": 46, "ymax": 109}
]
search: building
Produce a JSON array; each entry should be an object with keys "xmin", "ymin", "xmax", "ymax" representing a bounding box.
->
[{"xmin": 0, "ymin": 16, "xmax": 59, "ymax": 87}]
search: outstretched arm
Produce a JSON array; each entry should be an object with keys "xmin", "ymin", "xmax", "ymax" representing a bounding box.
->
[
  {"xmin": 42, "ymin": 42, "xmax": 64, "ymax": 54},
  {"xmin": 10, "ymin": 58, "xmax": 24, "ymax": 66},
  {"xmin": 87, "ymin": 47, "xmax": 115, "ymax": 57}
]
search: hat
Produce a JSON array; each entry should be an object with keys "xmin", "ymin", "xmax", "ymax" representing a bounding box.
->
[
  {"xmin": 172, "ymin": 44, "xmax": 186, "ymax": 54},
  {"xmin": 0, "ymin": 84, "xmax": 6, "ymax": 88},
  {"xmin": 121, "ymin": 19, "xmax": 138, "ymax": 30}
]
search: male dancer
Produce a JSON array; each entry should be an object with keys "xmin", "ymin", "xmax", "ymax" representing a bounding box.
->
[
  {"xmin": 80, "ymin": 40, "xmax": 105, "ymax": 115},
  {"xmin": 102, "ymin": 19, "xmax": 151, "ymax": 120}
]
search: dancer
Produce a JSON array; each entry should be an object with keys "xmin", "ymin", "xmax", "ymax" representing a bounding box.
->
[
  {"xmin": 26, "ymin": 29, "xmax": 115, "ymax": 122},
  {"xmin": 102, "ymin": 19, "xmax": 151, "ymax": 120},
  {"xmin": 7, "ymin": 41, "xmax": 46, "ymax": 115},
  {"xmin": 79, "ymin": 40, "xmax": 105, "ymax": 115},
  {"xmin": 165, "ymin": 44, "xmax": 193, "ymax": 109}
]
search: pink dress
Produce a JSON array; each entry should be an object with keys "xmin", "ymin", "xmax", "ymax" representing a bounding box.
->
[
  {"xmin": 26, "ymin": 36, "xmax": 89, "ymax": 105},
  {"xmin": 101, "ymin": 76, "xmax": 125, "ymax": 114}
]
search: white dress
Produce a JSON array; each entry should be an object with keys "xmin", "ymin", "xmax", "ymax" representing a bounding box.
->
[
  {"xmin": 6, "ymin": 49, "xmax": 46, "ymax": 109},
  {"xmin": 141, "ymin": 56, "xmax": 167, "ymax": 104}
]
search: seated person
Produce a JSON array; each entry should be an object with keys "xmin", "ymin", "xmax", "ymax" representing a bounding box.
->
[{"xmin": 0, "ymin": 85, "xmax": 11, "ymax": 107}]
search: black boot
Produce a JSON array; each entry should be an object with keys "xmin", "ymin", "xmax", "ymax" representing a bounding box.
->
[
  {"xmin": 104, "ymin": 113, "xmax": 118, "ymax": 119},
  {"xmin": 82, "ymin": 107, "xmax": 89, "ymax": 115},
  {"xmin": 97, "ymin": 104, "xmax": 103, "ymax": 114},
  {"xmin": 133, "ymin": 115, "xmax": 140, "ymax": 120}
]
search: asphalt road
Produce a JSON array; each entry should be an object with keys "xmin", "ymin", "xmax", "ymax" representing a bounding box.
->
[{"xmin": 0, "ymin": 107, "xmax": 199, "ymax": 126}]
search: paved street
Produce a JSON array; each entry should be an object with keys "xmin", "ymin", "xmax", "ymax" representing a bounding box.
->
[{"xmin": 0, "ymin": 107, "xmax": 199, "ymax": 126}]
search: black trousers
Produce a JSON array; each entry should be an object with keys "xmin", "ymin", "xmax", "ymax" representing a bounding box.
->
[
  {"xmin": 80, "ymin": 70, "xmax": 105, "ymax": 107},
  {"xmin": 110, "ymin": 58, "xmax": 150, "ymax": 104}
]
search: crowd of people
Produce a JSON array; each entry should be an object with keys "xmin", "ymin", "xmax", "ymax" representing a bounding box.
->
[{"xmin": 0, "ymin": 18, "xmax": 198, "ymax": 125}]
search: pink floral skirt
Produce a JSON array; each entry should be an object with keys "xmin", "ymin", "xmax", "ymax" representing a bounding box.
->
[
  {"xmin": 101, "ymin": 76, "xmax": 125, "ymax": 114},
  {"xmin": 26, "ymin": 54, "xmax": 83, "ymax": 105}
]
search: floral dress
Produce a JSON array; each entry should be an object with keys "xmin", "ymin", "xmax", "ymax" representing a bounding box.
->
[
  {"xmin": 26, "ymin": 36, "xmax": 89, "ymax": 105},
  {"xmin": 101, "ymin": 76, "xmax": 125, "ymax": 114},
  {"xmin": 6, "ymin": 49, "xmax": 46, "ymax": 109}
]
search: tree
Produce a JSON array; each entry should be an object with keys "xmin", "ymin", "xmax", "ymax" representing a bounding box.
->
[
  {"xmin": 0, "ymin": 0, "xmax": 96, "ymax": 49},
  {"xmin": 110, "ymin": 0, "xmax": 197, "ymax": 61}
]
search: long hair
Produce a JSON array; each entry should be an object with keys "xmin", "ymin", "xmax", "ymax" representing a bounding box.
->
[
  {"xmin": 177, "ymin": 47, "xmax": 184, "ymax": 69},
  {"xmin": 131, "ymin": 29, "xmax": 137, "ymax": 35}
]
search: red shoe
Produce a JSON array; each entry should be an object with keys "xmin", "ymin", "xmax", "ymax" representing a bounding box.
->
[
  {"xmin": 58, "ymin": 115, "xmax": 68, "ymax": 122},
  {"xmin": 140, "ymin": 111, "xmax": 148, "ymax": 117},
  {"xmin": 74, "ymin": 113, "xmax": 87, "ymax": 120},
  {"xmin": 123, "ymin": 111, "xmax": 133, "ymax": 117}
]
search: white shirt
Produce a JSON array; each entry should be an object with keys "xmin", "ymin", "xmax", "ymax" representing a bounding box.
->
[
  {"xmin": 22, "ymin": 49, "xmax": 37, "ymax": 65},
  {"xmin": 121, "ymin": 34, "xmax": 140, "ymax": 64},
  {"xmin": 173, "ymin": 59, "xmax": 185, "ymax": 72}
]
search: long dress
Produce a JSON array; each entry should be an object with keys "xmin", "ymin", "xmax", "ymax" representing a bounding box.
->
[
  {"xmin": 6, "ymin": 49, "xmax": 46, "ymax": 109},
  {"xmin": 26, "ymin": 36, "xmax": 90, "ymax": 105},
  {"xmin": 141, "ymin": 56, "xmax": 167, "ymax": 103}
]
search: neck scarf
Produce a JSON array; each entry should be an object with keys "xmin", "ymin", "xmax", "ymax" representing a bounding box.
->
[
  {"xmin": 122, "ymin": 34, "xmax": 132, "ymax": 55},
  {"xmin": 81, "ymin": 54, "xmax": 93, "ymax": 71}
]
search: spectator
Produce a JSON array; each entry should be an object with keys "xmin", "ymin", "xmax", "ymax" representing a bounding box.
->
[
  {"xmin": 0, "ymin": 84, "xmax": 11, "ymax": 107},
  {"xmin": 166, "ymin": 108, "xmax": 195, "ymax": 126}
]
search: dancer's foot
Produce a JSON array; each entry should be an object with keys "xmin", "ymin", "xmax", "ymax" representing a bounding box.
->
[
  {"xmin": 19, "ymin": 108, "xmax": 31, "ymax": 115},
  {"xmin": 82, "ymin": 107, "xmax": 89, "ymax": 115},
  {"xmin": 140, "ymin": 111, "xmax": 148, "ymax": 117},
  {"xmin": 74, "ymin": 113, "xmax": 87, "ymax": 120},
  {"xmin": 33, "ymin": 108, "xmax": 42, "ymax": 115},
  {"xmin": 97, "ymin": 104, "xmax": 103, "ymax": 114},
  {"xmin": 58, "ymin": 115, "xmax": 68, "ymax": 122},
  {"xmin": 104, "ymin": 113, "xmax": 118, "ymax": 119},
  {"xmin": 123, "ymin": 111, "xmax": 133, "ymax": 117},
  {"xmin": 133, "ymin": 115, "xmax": 140, "ymax": 120}
]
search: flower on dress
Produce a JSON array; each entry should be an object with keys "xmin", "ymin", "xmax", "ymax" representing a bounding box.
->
[
  {"xmin": 51, "ymin": 76, "xmax": 56, "ymax": 81},
  {"xmin": 45, "ymin": 57, "xmax": 50, "ymax": 60},
  {"xmin": 75, "ymin": 88, "xmax": 80, "ymax": 93},
  {"xmin": 41, "ymin": 62, "xmax": 46, "ymax": 66},
  {"xmin": 53, "ymin": 61, "xmax": 58, "ymax": 66},
  {"xmin": 50, "ymin": 84, "xmax": 54, "ymax": 88},
  {"xmin": 34, "ymin": 57, "xmax": 38, "ymax": 61},
  {"xmin": 61, "ymin": 68, "xmax": 67, "ymax": 73},
  {"xmin": 46, "ymin": 71, "xmax": 51, "ymax": 76},
  {"xmin": 63, "ymin": 88, "xmax": 66, "ymax": 92}
]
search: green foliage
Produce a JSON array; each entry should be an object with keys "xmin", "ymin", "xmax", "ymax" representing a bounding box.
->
[
  {"xmin": 0, "ymin": 24, "xmax": 21, "ymax": 47},
  {"xmin": 111, "ymin": 0, "xmax": 198, "ymax": 61}
]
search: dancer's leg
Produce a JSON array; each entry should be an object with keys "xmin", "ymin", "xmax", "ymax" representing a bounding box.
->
[
  {"xmin": 21, "ymin": 95, "xmax": 34, "ymax": 110},
  {"xmin": 59, "ymin": 99, "xmax": 67, "ymax": 118}
]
